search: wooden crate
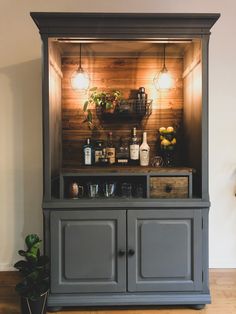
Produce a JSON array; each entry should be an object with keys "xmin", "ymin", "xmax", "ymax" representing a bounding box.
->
[{"xmin": 150, "ymin": 176, "xmax": 190, "ymax": 198}]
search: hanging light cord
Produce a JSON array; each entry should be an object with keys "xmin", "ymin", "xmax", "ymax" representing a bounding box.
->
[
  {"xmin": 79, "ymin": 43, "xmax": 82, "ymax": 70},
  {"xmin": 163, "ymin": 43, "xmax": 167, "ymax": 71}
]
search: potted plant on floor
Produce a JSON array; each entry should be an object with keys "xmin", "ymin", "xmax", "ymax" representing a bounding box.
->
[{"xmin": 14, "ymin": 234, "xmax": 49, "ymax": 314}]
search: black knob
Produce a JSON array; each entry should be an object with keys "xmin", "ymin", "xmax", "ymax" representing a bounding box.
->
[
  {"xmin": 118, "ymin": 250, "xmax": 126, "ymax": 257},
  {"xmin": 128, "ymin": 249, "xmax": 135, "ymax": 256},
  {"xmin": 165, "ymin": 184, "xmax": 173, "ymax": 193}
]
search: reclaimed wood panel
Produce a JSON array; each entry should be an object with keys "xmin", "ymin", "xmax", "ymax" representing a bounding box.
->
[{"xmin": 61, "ymin": 55, "xmax": 183, "ymax": 168}]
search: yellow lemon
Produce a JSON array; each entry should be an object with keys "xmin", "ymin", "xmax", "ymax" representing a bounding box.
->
[
  {"xmin": 159, "ymin": 127, "xmax": 166, "ymax": 133},
  {"xmin": 161, "ymin": 139, "xmax": 171, "ymax": 146},
  {"xmin": 167, "ymin": 126, "xmax": 174, "ymax": 133},
  {"xmin": 171, "ymin": 138, "xmax": 177, "ymax": 145}
]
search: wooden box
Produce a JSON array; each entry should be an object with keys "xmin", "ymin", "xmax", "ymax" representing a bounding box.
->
[{"xmin": 150, "ymin": 176, "xmax": 191, "ymax": 198}]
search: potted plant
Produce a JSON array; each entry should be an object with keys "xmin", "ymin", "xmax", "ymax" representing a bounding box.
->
[
  {"xmin": 83, "ymin": 87, "xmax": 122, "ymax": 126},
  {"xmin": 14, "ymin": 234, "xmax": 49, "ymax": 314}
]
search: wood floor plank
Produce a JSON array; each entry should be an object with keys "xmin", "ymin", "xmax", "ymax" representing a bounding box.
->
[{"xmin": 0, "ymin": 269, "xmax": 236, "ymax": 314}]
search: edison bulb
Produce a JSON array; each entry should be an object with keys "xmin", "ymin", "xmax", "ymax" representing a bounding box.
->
[
  {"xmin": 153, "ymin": 67, "xmax": 173, "ymax": 90},
  {"xmin": 71, "ymin": 68, "xmax": 90, "ymax": 91}
]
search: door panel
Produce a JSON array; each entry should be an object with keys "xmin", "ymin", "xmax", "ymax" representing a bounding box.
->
[
  {"xmin": 51, "ymin": 210, "xmax": 126, "ymax": 293},
  {"xmin": 127, "ymin": 209, "xmax": 202, "ymax": 292}
]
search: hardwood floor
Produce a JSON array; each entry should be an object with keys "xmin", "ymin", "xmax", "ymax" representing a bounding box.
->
[{"xmin": 1, "ymin": 269, "xmax": 236, "ymax": 314}]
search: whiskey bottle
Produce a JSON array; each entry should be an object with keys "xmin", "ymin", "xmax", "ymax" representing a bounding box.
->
[
  {"xmin": 140, "ymin": 131, "xmax": 150, "ymax": 166},
  {"xmin": 129, "ymin": 127, "xmax": 139, "ymax": 165},
  {"xmin": 94, "ymin": 141, "xmax": 103, "ymax": 164},
  {"xmin": 116, "ymin": 137, "xmax": 129, "ymax": 165},
  {"xmin": 106, "ymin": 132, "xmax": 116, "ymax": 164},
  {"xmin": 83, "ymin": 138, "xmax": 93, "ymax": 166}
]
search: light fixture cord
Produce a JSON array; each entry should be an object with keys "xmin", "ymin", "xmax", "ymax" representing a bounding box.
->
[
  {"xmin": 163, "ymin": 43, "xmax": 166, "ymax": 68},
  {"xmin": 79, "ymin": 43, "xmax": 82, "ymax": 69}
]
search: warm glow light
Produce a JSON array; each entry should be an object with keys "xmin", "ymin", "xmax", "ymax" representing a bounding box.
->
[
  {"xmin": 71, "ymin": 68, "xmax": 90, "ymax": 91},
  {"xmin": 153, "ymin": 68, "xmax": 173, "ymax": 90}
]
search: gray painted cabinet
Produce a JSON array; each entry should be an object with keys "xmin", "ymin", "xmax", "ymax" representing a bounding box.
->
[
  {"xmin": 50, "ymin": 209, "xmax": 203, "ymax": 294},
  {"xmin": 50, "ymin": 210, "xmax": 126, "ymax": 293},
  {"xmin": 30, "ymin": 12, "xmax": 220, "ymax": 309},
  {"xmin": 127, "ymin": 210, "xmax": 202, "ymax": 292}
]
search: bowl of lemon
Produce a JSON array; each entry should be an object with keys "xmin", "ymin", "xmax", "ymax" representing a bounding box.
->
[{"xmin": 159, "ymin": 126, "xmax": 177, "ymax": 166}]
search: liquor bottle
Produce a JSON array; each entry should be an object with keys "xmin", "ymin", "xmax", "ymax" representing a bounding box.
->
[
  {"xmin": 94, "ymin": 141, "xmax": 103, "ymax": 164},
  {"xmin": 129, "ymin": 127, "xmax": 139, "ymax": 165},
  {"xmin": 106, "ymin": 132, "xmax": 116, "ymax": 164},
  {"xmin": 99, "ymin": 148, "xmax": 109, "ymax": 165},
  {"xmin": 116, "ymin": 137, "xmax": 129, "ymax": 165},
  {"xmin": 83, "ymin": 138, "xmax": 93, "ymax": 166},
  {"xmin": 140, "ymin": 132, "xmax": 150, "ymax": 166}
]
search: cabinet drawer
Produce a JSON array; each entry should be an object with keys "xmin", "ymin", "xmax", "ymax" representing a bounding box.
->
[{"xmin": 150, "ymin": 176, "xmax": 189, "ymax": 198}]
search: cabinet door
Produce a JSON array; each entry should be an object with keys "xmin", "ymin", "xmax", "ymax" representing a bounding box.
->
[
  {"xmin": 50, "ymin": 210, "xmax": 126, "ymax": 293},
  {"xmin": 127, "ymin": 209, "xmax": 202, "ymax": 292}
]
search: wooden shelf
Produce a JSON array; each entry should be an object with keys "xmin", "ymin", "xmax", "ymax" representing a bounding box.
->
[{"xmin": 61, "ymin": 166, "xmax": 194, "ymax": 175}]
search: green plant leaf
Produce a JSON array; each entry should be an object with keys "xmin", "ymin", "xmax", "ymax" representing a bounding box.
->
[
  {"xmin": 87, "ymin": 109, "xmax": 92, "ymax": 123},
  {"xmin": 18, "ymin": 250, "xmax": 26, "ymax": 257},
  {"xmin": 83, "ymin": 100, "xmax": 89, "ymax": 112},
  {"xmin": 89, "ymin": 87, "xmax": 97, "ymax": 92},
  {"xmin": 25, "ymin": 234, "xmax": 40, "ymax": 249}
]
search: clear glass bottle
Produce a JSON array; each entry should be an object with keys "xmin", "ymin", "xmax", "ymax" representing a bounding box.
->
[
  {"xmin": 83, "ymin": 138, "xmax": 93, "ymax": 166},
  {"xmin": 129, "ymin": 127, "xmax": 139, "ymax": 165},
  {"xmin": 106, "ymin": 132, "xmax": 116, "ymax": 164},
  {"xmin": 140, "ymin": 131, "xmax": 150, "ymax": 166}
]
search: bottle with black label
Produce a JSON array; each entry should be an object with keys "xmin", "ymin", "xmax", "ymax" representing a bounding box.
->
[
  {"xmin": 106, "ymin": 132, "xmax": 116, "ymax": 164},
  {"xmin": 116, "ymin": 137, "xmax": 129, "ymax": 165},
  {"xmin": 129, "ymin": 127, "xmax": 139, "ymax": 165},
  {"xmin": 94, "ymin": 141, "xmax": 103, "ymax": 164},
  {"xmin": 83, "ymin": 138, "xmax": 93, "ymax": 166},
  {"xmin": 140, "ymin": 131, "xmax": 150, "ymax": 166}
]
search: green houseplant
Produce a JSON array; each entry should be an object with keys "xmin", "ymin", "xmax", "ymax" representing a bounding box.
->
[
  {"xmin": 14, "ymin": 234, "xmax": 49, "ymax": 314},
  {"xmin": 83, "ymin": 87, "xmax": 122, "ymax": 126}
]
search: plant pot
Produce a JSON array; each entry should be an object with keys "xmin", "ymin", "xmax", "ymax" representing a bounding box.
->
[{"xmin": 20, "ymin": 292, "xmax": 48, "ymax": 314}]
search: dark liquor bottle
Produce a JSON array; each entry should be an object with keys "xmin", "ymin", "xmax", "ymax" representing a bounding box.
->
[
  {"xmin": 106, "ymin": 132, "xmax": 116, "ymax": 164},
  {"xmin": 94, "ymin": 141, "xmax": 103, "ymax": 164},
  {"xmin": 116, "ymin": 137, "xmax": 129, "ymax": 165},
  {"xmin": 83, "ymin": 138, "xmax": 93, "ymax": 166},
  {"xmin": 129, "ymin": 127, "xmax": 139, "ymax": 165}
]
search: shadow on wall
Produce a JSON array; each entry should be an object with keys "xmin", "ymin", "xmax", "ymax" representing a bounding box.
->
[{"xmin": 0, "ymin": 59, "xmax": 43, "ymax": 267}]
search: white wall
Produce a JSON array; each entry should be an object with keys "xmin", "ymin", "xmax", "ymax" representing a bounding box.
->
[{"xmin": 0, "ymin": 0, "xmax": 235, "ymax": 270}]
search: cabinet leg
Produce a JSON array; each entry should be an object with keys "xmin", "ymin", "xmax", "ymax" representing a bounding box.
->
[
  {"xmin": 191, "ymin": 304, "xmax": 206, "ymax": 310},
  {"xmin": 47, "ymin": 307, "xmax": 63, "ymax": 312}
]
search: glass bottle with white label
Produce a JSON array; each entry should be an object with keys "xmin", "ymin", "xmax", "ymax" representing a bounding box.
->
[
  {"xmin": 140, "ymin": 132, "xmax": 150, "ymax": 166},
  {"xmin": 83, "ymin": 138, "xmax": 93, "ymax": 166},
  {"xmin": 129, "ymin": 127, "xmax": 139, "ymax": 165}
]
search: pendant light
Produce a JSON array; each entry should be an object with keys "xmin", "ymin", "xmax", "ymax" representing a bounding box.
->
[
  {"xmin": 153, "ymin": 44, "xmax": 173, "ymax": 90},
  {"xmin": 71, "ymin": 43, "xmax": 90, "ymax": 91}
]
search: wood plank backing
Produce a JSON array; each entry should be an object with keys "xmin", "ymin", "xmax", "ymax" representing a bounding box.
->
[{"xmin": 61, "ymin": 55, "xmax": 183, "ymax": 168}]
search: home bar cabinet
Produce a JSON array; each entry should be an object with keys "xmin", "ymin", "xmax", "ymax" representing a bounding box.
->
[{"xmin": 31, "ymin": 13, "xmax": 219, "ymax": 310}]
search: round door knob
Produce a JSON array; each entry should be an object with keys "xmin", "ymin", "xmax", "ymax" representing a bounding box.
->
[
  {"xmin": 128, "ymin": 249, "xmax": 135, "ymax": 256},
  {"xmin": 118, "ymin": 250, "xmax": 126, "ymax": 257}
]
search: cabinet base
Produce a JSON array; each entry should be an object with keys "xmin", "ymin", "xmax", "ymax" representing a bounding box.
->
[
  {"xmin": 47, "ymin": 307, "xmax": 63, "ymax": 312},
  {"xmin": 47, "ymin": 292, "xmax": 211, "ymax": 308},
  {"xmin": 191, "ymin": 304, "xmax": 206, "ymax": 310}
]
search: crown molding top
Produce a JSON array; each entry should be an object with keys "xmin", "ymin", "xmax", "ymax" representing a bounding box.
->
[{"xmin": 30, "ymin": 12, "xmax": 220, "ymax": 39}]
